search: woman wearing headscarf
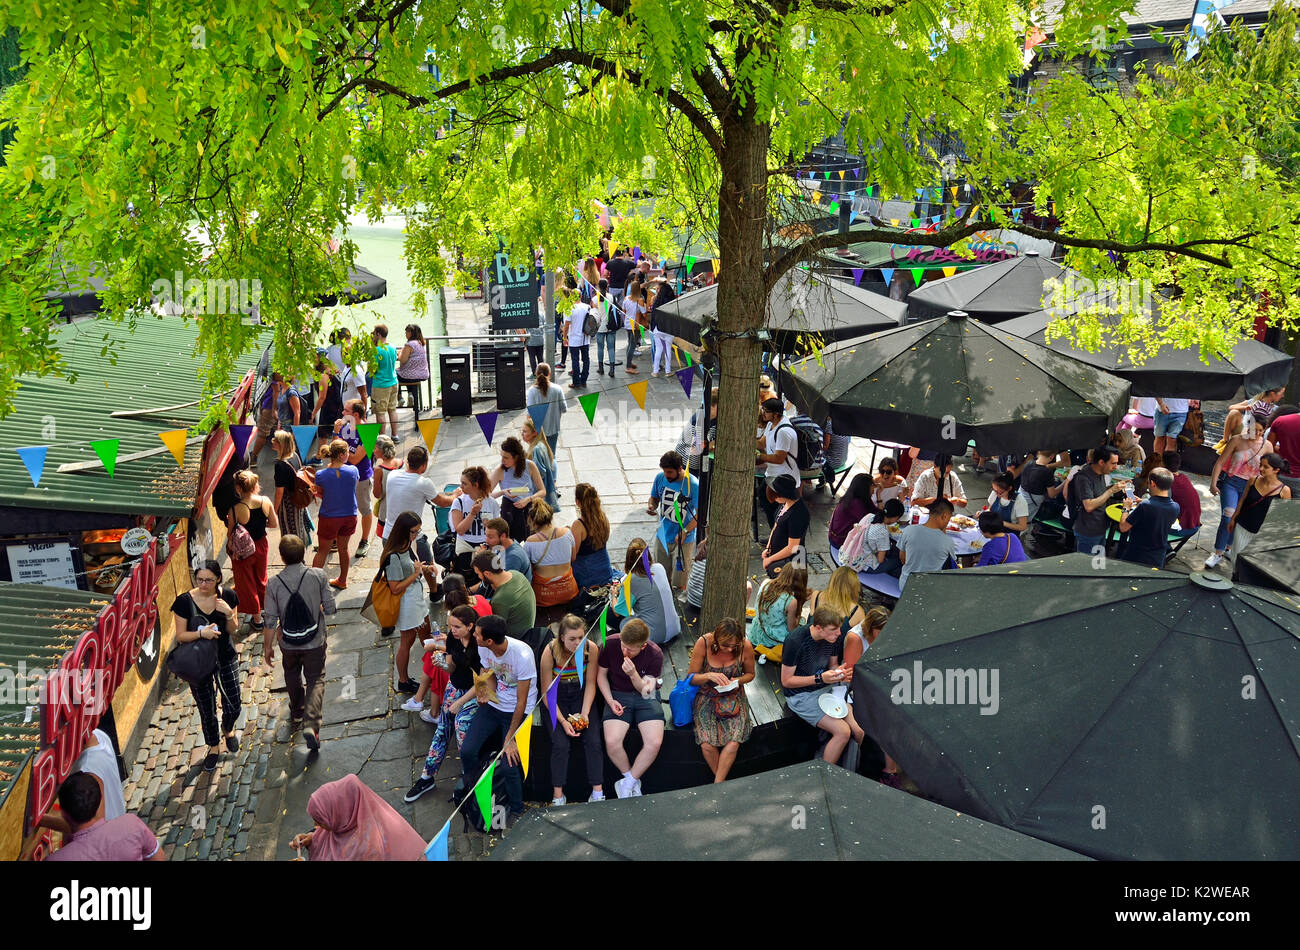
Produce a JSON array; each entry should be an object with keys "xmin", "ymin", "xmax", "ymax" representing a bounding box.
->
[{"xmin": 289, "ymin": 774, "xmax": 426, "ymax": 861}]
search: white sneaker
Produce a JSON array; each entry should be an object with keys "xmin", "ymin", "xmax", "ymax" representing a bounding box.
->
[
  {"xmin": 614, "ymin": 776, "xmax": 633, "ymax": 799},
  {"xmin": 419, "ymin": 709, "xmax": 438, "ymax": 724},
  {"xmin": 629, "ymin": 779, "xmax": 643, "ymax": 797},
  {"xmin": 1204, "ymin": 552, "xmax": 1224, "ymax": 569},
  {"xmin": 588, "ymin": 789, "xmax": 605, "ymax": 802},
  {"xmin": 401, "ymin": 698, "xmax": 424, "ymax": 712},
  {"xmin": 551, "ymin": 796, "xmax": 567, "ymax": 806}
]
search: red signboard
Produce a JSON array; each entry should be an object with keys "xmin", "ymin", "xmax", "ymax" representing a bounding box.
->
[{"xmin": 28, "ymin": 537, "xmax": 165, "ymax": 834}]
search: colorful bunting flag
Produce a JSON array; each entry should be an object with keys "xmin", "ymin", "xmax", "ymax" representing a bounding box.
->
[
  {"xmin": 229, "ymin": 424, "xmax": 253, "ymax": 460},
  {"xmin": 513, "ymin": 718, "xmax": 531, "ymax": 778},
  {"xmin": 628, "ymin": 380, "xmax": 648, "ymax": 411},
  {"xmin": 291, "ymin": 425, "xmax": 317, "ymax": 463},
  {"xmin": 355, "ymin": 422, "xmax": 381, "ymax": 457},
  {"xmin": 544, "ymin": 673, "xmax": 560, "ymax": 729},
  {"xmin": 676, "ymin": 367, "xmax": 694, "ymax": 398},
  {"xmin": 417, "ymin": 418, "xmax": 442, "ymax": 451},
  {"xmin": 425, "ymin": 821, "xmax": 450, "ymax": 861},
  {"xmin": 476, "ymin": 412, "xmax": 498, "ymax": 446},
  {"xmin": 640, "ymin": 546, "xmax": 653, "ymax": 578},
  {"xmin": 578, "ymin": 392, "xmax": 600, "ymax": 425},
  {"xmin": 15, "ymin": 446, "xmax": 47, "ymax": 488},
  {"xmin": 910, "ymin": 267, "xmax": 924, "ymax": 285},
  {"xmin": 683, "ymin": 255, "xmax": 696, "ymax": 274},
  {"xmin": 158, "ymin": 429, "xmax": 188, "ymax": 467},
  {"xmin": 881, "ymin": 268, "xmax": 894, "ymax": 288},
  {"xmin": 575, "ymin": 635, "xmax": 587, "ymax": 687},
  {"xmin": 475, "ymin": 761, "xmax": 496, "ymax": 829},
  {"xmin": 711, "ymin": 258, "xmax": 720, "ymax": 276},
  {"xmin": 598, "ymin": 603, "xmax": 609, "ymax": 646},
  {"xmin": 838, "ymin": 170, "xmax": 846, "ymax": 180},
  {"xmin": 823, "ymin": 171, "xmax": 831, "ymax": 180},
  {"xmin": 622, "ymin": 572, "xmax": 633, "ymax": 615},
  {"xmin": 811, "ymin": 192, "xmax": 821, "ymax": 204},
  {"xmin": 527, "ymin": 403, "xmax": 549, "ymax": 435},
  {"xmin": 829, "ymin": 202, "xmax": 840, "ymax": 214},
  {"xmin": 950, "ymin": 186, "xmax": 959, "ymax": 200},
  {"xmin": 849, "ymin": 210, "xmax": 858, "ymax": 224},
  {"xmin": 910, "ymin": 218, "xmax": 921, "ymax": 228},
  {"xmin": 632, "ymin": 246, "xmax": 642, "ymax": 262},
  {"xmin": 684, "ymin": 350, "xmax": 693, "ymax": 368},
  {"xmin": 1011, "ymin": 206, "xmax": 1023, "ymax": 222},
  {"xmin": 943, "ymin": 267, "xmax": 956, "ymax": 278},
  {"xmin": 890, "ymin": 218, "xmax": 899, "ymax": 226},
  {"xmin": 90, "ymin": 439, "xmax": 120, "ymax": 478},
  {"xmin": 851, "ymin": 268, "xmax": 865, "ymax": 285}
]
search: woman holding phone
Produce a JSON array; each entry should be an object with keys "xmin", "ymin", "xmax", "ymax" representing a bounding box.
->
[
  {"xmin": 380, "ymin": 510, "xmax": 439, "ymax": 695},
  {"xmin": 170, "ymin": 560, "xmax": 241, "ymax": 772}
]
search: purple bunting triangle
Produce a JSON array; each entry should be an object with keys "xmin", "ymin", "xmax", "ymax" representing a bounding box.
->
[
  {"xmin": 851, "ymin": 268, "xmax": 865, "ymax": 285},
  {"xmin": 544, "ymin": 675, "xmax": 560, "ymax": 730},
  {"xmin": 527, "ymin": 403, "xmax": 550, "ymax": 435},
  {"xmin": 676, "ymin": 368, "xmax": 694, "ymax": 399},
  {"xmin": 15, "ymin": 446, "xmax": 47, "ymax": 487},
  {"xmin": 229, "ymin": 424, "xmax": 253, "ymax": 459},
  {"xmin": 632, "ymin": 246, "xmax": 641, "ymax": 262},
  {"xmin": 476, "ymin": 412, "xmax": 498, "ymax": 446},
  {"xmin": 640, "ymin": 546, "xmax": 653, "ymax": 578}
]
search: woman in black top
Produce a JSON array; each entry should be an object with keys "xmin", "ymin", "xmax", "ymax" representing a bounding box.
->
[
  {"xmin": 404, "ymin": 604, "xmax": 483, "ymax": 802},
  {"xmin": 271, "ymin": 431, "xmax": 310, "ymax": 546},
  {"xmin": 170, "ymin": 560, "xmax": 241, "ymax": 772},
  {"xmin": 1227, "ymin": 453, "xmax": 1292, "ymax": 561},
  {"xmin": 762, "ymin": 474, "xmax": 811, "ymax": 578}
]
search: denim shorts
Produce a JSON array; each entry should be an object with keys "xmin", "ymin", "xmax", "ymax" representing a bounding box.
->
[
  {"xmin": 602, "ymin": 690, "xmax": 664, "ymax": 725},
  {"xmin": 1153, "ymin": 411, "xmax": 1187, "ymax": 438}
]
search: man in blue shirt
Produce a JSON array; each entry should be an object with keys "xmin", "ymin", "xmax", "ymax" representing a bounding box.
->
[
  {"xmin": 646, "ymin": 450, "xmax": 698, "ymax": 596},
  {"xmin": 1119, "ymin": 468, "xmax": 1180, "ymax": 567}
]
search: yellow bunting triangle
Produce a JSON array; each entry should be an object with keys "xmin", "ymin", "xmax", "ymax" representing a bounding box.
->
[
  {"xmin": 942, "ymin": 267, "xmax": 956, "ymax": 278},
  {"xmin": 513, "ymin": 716, "xmax": 531, "ymax": 778},
  {"xmin": 158, "ymin": 429, "xmax": 188, "ymax": 467},
  {"xmin": 711, "ymin": 258, "xmax": 720, "ymax": 276},
  {"xmin": 838, "ymin": 169, "xmax": 846, "ymax": 179},
  {"xmin": 628, "ymin": 380, "xmax": 648, "ymax": 411},
  {"xmin": 811, "ymin": 192, "xmax": 821, "ymax": 204},
  {"xmin": 417, "ymin": 418, "xmax": 442, "ymax": 452},
  {"xmin": 890, "ymin": 218, "xmax": 899, "ymax": 226},
  {"xmin": 950, "ymin": 186, "xmax": 958, "ymax": 199},
  {"xmin": 610, "ymin": 240, "xmax": 618, "ymax": 255}
]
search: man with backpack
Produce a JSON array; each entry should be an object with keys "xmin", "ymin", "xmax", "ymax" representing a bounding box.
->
[
  {"xmin": 646, "ymin": 451, "xmax": 699, "ymax": 596},
  {"xmin": 593, "ymin": 278, "xmax": 622, "ymax": 378},
  {"xmin": 263, "ymin": 534, "xmax": 337, "ymax": 752},
  {"xmin": 757, "ymin": 398, "xmax": 801, "ymax": 528},
  {"xmin": 563, "ymin": 293, "xmax": 594, "ymax": 388}
]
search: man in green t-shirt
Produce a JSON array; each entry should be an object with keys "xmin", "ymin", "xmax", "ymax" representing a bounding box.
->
[
  {"xmin": 472, "ymin": 550, "xmax": 536, "ymax": 636},
  {"xmin": 370, "ymin": 323, "xmax": 400, "ymax": 438}
]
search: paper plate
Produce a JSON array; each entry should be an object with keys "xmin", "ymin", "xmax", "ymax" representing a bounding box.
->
[
  {"xmin": 818, "ymin": 691, "xmax": 848, "ymax": 719},
  {"xmin": 715, "ymin": 679, "xmax": 738, "ymax": 693}
]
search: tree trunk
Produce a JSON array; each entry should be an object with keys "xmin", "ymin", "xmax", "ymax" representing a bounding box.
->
[{"xmin": 700, "ymin": 116, "xmax": 770, "ymax": 631}]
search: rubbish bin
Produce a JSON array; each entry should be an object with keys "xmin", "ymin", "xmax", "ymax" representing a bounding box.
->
[
  {"xmin": 439, "ymin": 348, "xmax": 472, "ymax": 416},
  {"xmin": 494, "ymin": 342, "xmax": 526, "ymax": 411}
]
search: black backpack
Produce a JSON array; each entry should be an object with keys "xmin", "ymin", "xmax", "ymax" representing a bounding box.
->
[
  {"xmin": 519, "ymin": 625, "xmax": 555, "ymax": 674},
  {"xmin": 581, "ymin": 305, "xmax": 599, "ymax": 337},
  {"xmin": 275, "ymin": 571, "xmax": 319, "ymax": 645},
  {"xmin": 777, "ymin": 420, "xmax": 823, "ymax": 471},
  {"xmin": 453, "ymin": 751, "xmax": 512, "ymax": 834},
  {"xmin": 601, "ymin": 297, "xmax": 621, "ymax": 333}
]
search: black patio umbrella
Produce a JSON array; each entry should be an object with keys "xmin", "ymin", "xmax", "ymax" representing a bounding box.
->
[
  {"xmin": 490, "ymin": 760, "xmax": 1087, "ymax": 861},
  {"xmin": 907, "ymin": 251, "xmax": 1073, "ymax": 323},
  {"xmin": 852, "ymin": 555, "xmax": 1300, "ymax": 861},
  {"xmin": 1234, "ymin": 500, "xmax": 1300, "ymax": 595},
  {"xmin": 312, "ymin": 264, "xmax": 388, "ymax": 307},
  {"xmin": 779, "ymin": 310, "xmax": 1130, "ymax": 455},
  {"xmin": 651, "ymin": 270, "xmax": 905, "ymax": 353},
  {"xmin": 999, "ymin": 294, "xmax": 1293, "ymax": 399}
]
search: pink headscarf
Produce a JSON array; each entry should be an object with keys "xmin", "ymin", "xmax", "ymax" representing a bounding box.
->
[{"xmin": 307, "ymin": 775, "xmax": 427, "ymax": 861}]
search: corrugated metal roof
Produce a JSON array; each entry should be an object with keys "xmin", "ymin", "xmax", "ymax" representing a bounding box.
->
[
  {"xmin": 1035, "ymin": 0, "xmax": 1285, "ymax": 30},
  {"xmin": 0, "ymin": 584, "xmax": 112, "ymax": 806},
  {"xmin": 0, "ymin": 316, "xmax": 266, "ymax": 517}
]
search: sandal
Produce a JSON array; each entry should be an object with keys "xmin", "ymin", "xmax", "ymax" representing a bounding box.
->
[{"xmin": 329, "ymin": 579, "xmax": 348, "ymax": 591}]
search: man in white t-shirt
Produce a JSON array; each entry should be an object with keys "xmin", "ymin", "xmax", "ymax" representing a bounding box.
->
[
  {"xmin": 377, "ymin": 446, "xmax": 458, "ymax": 544},
  {"xmin": 38, "ymin": 727, "xmax": 126, "ymax": 838},
  {"xmin": 325, "ymin": 331, "xmax": 369, "ymax": 413},
  {"xmin": 564, "ymin": 299, "xmax": 593, "ymax": 388},
  {"xmin": 460, "ymin": 615, "xmax": 537, "ymax": 828},
  {"xmin": 1153, "ymin": 396, "xmax": 1191, "ymax": 458},
  {"xmin": 757, "ymin": 398, "xmax": 801, "ymax": 527}
]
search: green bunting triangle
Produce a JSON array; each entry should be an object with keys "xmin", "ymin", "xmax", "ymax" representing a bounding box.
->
[
  {"xmin": 829, "ymin": 202, "xmax": 840, "ymax": 214},
  {"xmin": 90, "ymin": 438, "xmax": 120, "ymax": 478},
  {"xmin": 475, "ymin": 760, "xmax": 496, "ymax": 829},
  {"xmin": 355, "ymin": 422, "xmax": 381, "ymax": 457},
  {"xmin": 911, "ymin": 267, "xmax": 925, "ymax": 285},
  {"xmin": 910, "ymin": 217, "xmax": 920, "ymax": 228},
  {"xmin": 598, "ymin": 604, "xmax": 608, "ymax": 646},
  {"xmin": 683, "ymin": 255, "xmax": 696, "ymax": 275},
  {"xmin": 579, "ymin": 391, "xmax": 600, "ymax": 425}
]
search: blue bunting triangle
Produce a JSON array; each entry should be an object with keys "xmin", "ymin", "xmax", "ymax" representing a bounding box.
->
[
  {"xmin": 291, "ymin": 425, "xmax": 317, "ymax": 463},
  {"xmin": 15, "ymin": 446, "xmax": 47, "ymax": 487},
  {"xmin": 527, "ymin": 403, "xmax": 549, "ymax": 435}
]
